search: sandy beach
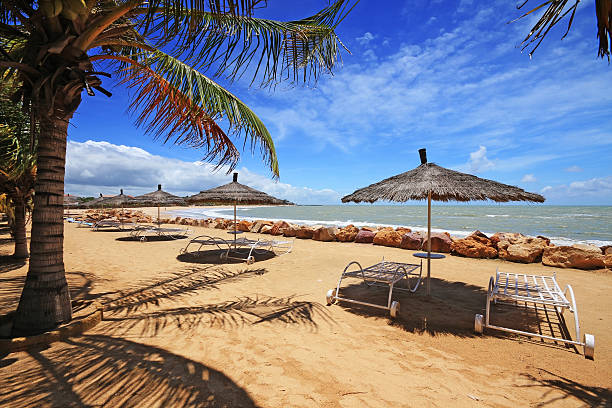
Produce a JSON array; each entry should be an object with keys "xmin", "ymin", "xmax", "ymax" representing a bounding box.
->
[{"xmin": 1, "ymin": 209, "xmax": 611, "ymax": 407}]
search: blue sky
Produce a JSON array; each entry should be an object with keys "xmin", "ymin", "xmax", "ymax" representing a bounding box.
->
[{"xmin": 66, "ymin": 0, "xmax": 612, "ymax": 204}]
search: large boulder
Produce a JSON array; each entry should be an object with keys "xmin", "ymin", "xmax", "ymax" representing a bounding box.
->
[
  {"xmin": 451, "ymin": 231, "xmax": 498, "ymax": 259},
  {"xmin": 542, "ymin": 244, "xmax": 605, "ymax": 270},
  {"xmin": 269, "ymin": 221, "xmax": 291, "ymax": 236},
  {"xmin": 400, "ymin": 232, "xmax": 424, "ymax": 250},
  {"xmin": 373, "ymin": 228, "xmax": 403, "ymax": 247},
  {"xmin": 249, "ymin": 220, "xmax": 273, "ymax": 233},
  {"xmin": 295, "ymin": 226, "xmax": 315, "ymax": 239},
  {"xmin": 601, "ymin": 245, "xmax": 612, "ymax": 256},
  {"xmin": 260, "ymin": 225, "xmax": 273, "ymax": 234},
  {"xmin": 604, "ymin": 254, "xmax": 612, "ymax": 270},
  {"xmin": 236, "ymin": 220, "xmax": 252, "ymax": 232},
  {"xmin": 428, "ymin": 232, "xmax": 452, "ymax": 253},
  {"xmin": 395, "ymin": 227, "xmax": 412, "ymax": 235},
  {"xmin": 313, "ymin": 226, "xmax": 338, "ymax": 242},
  {"xmin": 355, "ymin": 229, "xmax": 375, "ymax": 244},
  {"xmin": 282, "ymin": 224, "xmax": 300, "ymax": 237},
  {"xmin": 336, "ymin": 225, "xmax": 360, "ymax": 242},
  {"xmin": 494, "ymin": 233, "xmax": 550, "ymax": 263}
]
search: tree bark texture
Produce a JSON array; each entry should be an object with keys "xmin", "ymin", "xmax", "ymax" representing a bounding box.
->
[
  {"xmin": 12, "ymin": 114, "xmax": 73, "ymax": 335},
  {"xmin": 11, "ymin": 197, "xmax": 29, "ymax": 258}
]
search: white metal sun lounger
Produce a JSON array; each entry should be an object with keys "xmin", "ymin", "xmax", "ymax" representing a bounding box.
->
[
  {"xmin": 474, "ymin": 269, "xmax": 595, "ymax": 359},
  {"xmin": 326, "ymin": 259, "xmax": 423, "ymax": 318},
  {"xmin": 180, "ymin": 235, "xmax": 292, "ymax": 264},
  {"xmin": 93, "ymin": 220, "xmax": 139, "ymax": 231},
  {"xmin": 129, "ymin": 226, "xmax": 191, "ymax": 242}
]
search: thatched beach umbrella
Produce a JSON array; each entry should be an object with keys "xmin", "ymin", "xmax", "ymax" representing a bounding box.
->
[
  {"xmin": 342, "ymin": 148, "xmax": 545, "ymax": 296},
  {"xmin": 134, "ymin": 184, "xmax": 186, "ymax": 224},
  {"xmin": 97, "ymin": 189, "xmax": 137, "ymax": 209},
  {"xmin": 187, "ymin": 173, "xmax": 293, "ymax": 239},
  {"xmin": 81, "ymin": 193, "xmax": 105, "ymax": 209}
]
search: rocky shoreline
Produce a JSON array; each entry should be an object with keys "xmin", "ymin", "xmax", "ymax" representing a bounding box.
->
[
  {"xmin": 69, "ymin": 209, "xmax": 611, "ymax": 271},
  {"xmin": 162, "ymin": 215, "xmax": 612, "ymax": 271}
]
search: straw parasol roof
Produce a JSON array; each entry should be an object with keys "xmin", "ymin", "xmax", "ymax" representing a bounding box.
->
[
  {"xmin": 84, "ymin": 189, "xmax": 137, "ymax": 208},
  {"xmin": 63, "ymin": 194, "xmax": 80, "ymax": 207},
  {"xmin": 342, "ymin": 162, "xmax": 545, "ymax": 204},
  {"xmin": 134, "ymin": 184, "xmax": 186, "ymax": 206},
  {"xmin": 342, "ymin": 148, "xmax": 545, "ymax": 296},
  {"xmin": 187, "ymin": 173, "xmax": 293, "ymax": 205}
]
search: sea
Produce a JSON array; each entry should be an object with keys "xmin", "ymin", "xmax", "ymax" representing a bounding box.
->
[{"xmin": 168, "ymin": 205, "xmax": 612, "ymax": 247}]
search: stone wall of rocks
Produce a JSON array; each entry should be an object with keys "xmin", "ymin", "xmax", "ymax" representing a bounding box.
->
[
  {"xmin": 163, "ymin": 217, "xmax": 611, "ymax": 271},
  {"xmin": 77, "ymin": 209, "xmax": 153, "ymax": 224}
]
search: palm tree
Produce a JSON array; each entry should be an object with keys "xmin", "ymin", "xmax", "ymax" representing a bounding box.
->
[
  {"xmin": 0, "ymin": 0, "xmax": 358, "ymax": 335},
  {"xmin": 515, "ymin": 0, "xmax": 612, "ymax": 59},
  {"xmin": 0, "ymin": 80, "xmax": 36, "ymax": 259}
]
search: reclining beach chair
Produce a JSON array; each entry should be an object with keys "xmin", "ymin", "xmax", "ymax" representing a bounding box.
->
[
  {"xmin": 180, "ymin": 235, "xmax": 292, "ymax": 264},
  {"xmin": 93, "ymin": 219, "xmax": 139, "ymax": 231},
  {"xmin": 474, "ymin": 269, "xmax": 595, "ymax": 359},
  {"xmin": 326, "ymin": 258, "xmax": 422, "ymax": 318},
  {"xmin": 129, "ymin": 226, "xmax": 191, "ymax": 242}
]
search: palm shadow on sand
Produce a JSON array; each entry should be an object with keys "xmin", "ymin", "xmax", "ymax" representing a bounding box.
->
[
  {"xmin": 334, "ymin": 277, "xmax": 580, "ymax": 351},
  {"xmin": 520, "ymin": 368, "xmax": 612, "ymax": 407},
  {"xmin": 99, "ymin": 264, "xmax": 331, "ymax": 336},
  {"xmin": 0, "ymin": 335, "xmax": 257, "ymax": 407}
]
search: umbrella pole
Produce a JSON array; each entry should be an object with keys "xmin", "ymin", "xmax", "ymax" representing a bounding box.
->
[
  {"xmin": 157, "ymin": 204, "xmax": 160, "ymax": 226},
  {"xmin": 427, "ymin": 191, "xmax": 431, "ymax": 297},
  {"xmin": 233, "ymin": 202, "xmax": 237, "ymax": 249}
]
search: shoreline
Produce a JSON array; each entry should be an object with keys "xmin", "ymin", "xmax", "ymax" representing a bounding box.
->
[{"xmin": 159, "ymin": 205, "xmax": 612, "ymax": 247}]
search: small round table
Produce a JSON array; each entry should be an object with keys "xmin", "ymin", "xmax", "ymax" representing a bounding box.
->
[{"xmin": 412, "ymin": 252, "xmax": 446, "ymax": 260}]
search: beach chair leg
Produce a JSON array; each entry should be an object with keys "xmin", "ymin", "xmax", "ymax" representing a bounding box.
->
[
  {"xmin": 390, "ymin": 300, "xmax": 400, "ymax": 318},
  {"xmin": 326, "ymin": 289, "xmax": 337, "ymax": 306},
  {"xmin": 583, "ymin": 333, "xmax": 595, "ymax": 360},
  {"xmin": 474, "ymin": 314, "xmax": 484, "ymax": 334}
]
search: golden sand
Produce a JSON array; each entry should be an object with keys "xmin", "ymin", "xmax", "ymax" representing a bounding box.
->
[{"xmin": 0, "ymin": 209, "xmax": 610, "ymax": 407}]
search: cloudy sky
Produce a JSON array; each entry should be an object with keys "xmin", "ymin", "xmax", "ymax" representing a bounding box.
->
[{"xmin": 66, "ymin": 0, "xmax": 612, "ymax": 204}]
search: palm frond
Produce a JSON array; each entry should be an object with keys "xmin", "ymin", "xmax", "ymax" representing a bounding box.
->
[
  {"xmin": 596, "ymin": 0, "xmax": 612, "ymax": 59},
  {"xmin": 93, "ymin": 51, "xmax": 278, "ymax": 175},
  {"xmin": 137, "ymin": 0, "xmax": 356, "ymax": 86},
  {"xmin": 514, "ymin": 0, "xmax": 612, "ymax": 59}
]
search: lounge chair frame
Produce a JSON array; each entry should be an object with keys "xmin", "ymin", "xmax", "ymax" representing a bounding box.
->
[
  {"xmin": 93, "ymin": 220, "xmax": 139, "ymax": 231},
  {"xmin": 129, "ymin": 226, "xmax": 191, "ymax": 242},
  {"xmin": 474, "ymin": 269, "xmax": 595, "ymax": 359},
  {"xmin": 179, "ymin": 235, "xmax": 292, "ymax": 264},
  {"xmin": 326, "ymin": 259, "xmax": 422, "ymax": 318}
]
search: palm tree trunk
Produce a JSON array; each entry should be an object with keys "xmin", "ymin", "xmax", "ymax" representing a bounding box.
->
[
  {"xmin": 12, "ymin": 197, "xmax": 28, "ymax": 258},
  {"xmin": 12, "ymin": 114, "xmax": 72, "ymax": 336}
]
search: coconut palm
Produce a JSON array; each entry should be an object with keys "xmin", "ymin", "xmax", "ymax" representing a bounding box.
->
[
  {"xmin": 0, "ymin": 80, "xmax": 36, "ymax": 259},
  {"xmin": 0, "ymin": 0, "xmax": 357, "ymax": 335},
  {"xmin": 516, "ymin": 0, "xmax": 612, "ymax": 59}
]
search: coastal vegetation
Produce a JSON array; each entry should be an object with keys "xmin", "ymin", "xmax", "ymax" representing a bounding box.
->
[
  {"xmin": 0, "ymin": 0, "xmax": 357, "ymax": 335},
  {"xmin": 0, "ymin": 79, "xmax": 36, "ymax": 259}
]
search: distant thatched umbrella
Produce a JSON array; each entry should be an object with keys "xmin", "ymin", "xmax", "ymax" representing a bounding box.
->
[
  {"xmin": 81, "ymin": 193, "xmax": 106, "ymax": 209},
  {"xmin": 187, "ymin": 173, "xmax": 293, "ymax": 239},
  {"xmin": 97, "ymin": 189, "xmax": 137, "ymax": 209},
  {"xmin": 63, "ymin": 194, "xmax": 80, "ymax": 208},
  {"xmin": 342, "ymin": 148, "xmax": 545, "ymax": 296},
  {"xmin": 134, "ymin": 184, "xmax": 186, "ymax": 224}
]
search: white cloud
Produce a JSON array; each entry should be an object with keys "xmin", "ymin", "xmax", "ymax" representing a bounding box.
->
[
  {"xmin": 246, "ymin": 0, "xmax": 611, "ymax": 165},
  {"xmin": 467, "ymin": 146, "xmax": 495, "ymax": 173},
  {"xmin": 566, "ymin": 165, "xmax": 583, "ymax": 172},
  {"xmin": 521, "ymin": 174, "xmax": 537, "ymax": 182},
  {"xmin": 540, "ymin": 176, "xmax": 612, "ymax": 201},
  {"xmin": 65, "ymin": 140, "xmax": 341, "ymax": 204},
  {"xmin": 356, "ymin": 32, "xmax": 376, "ymax": 45}
]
